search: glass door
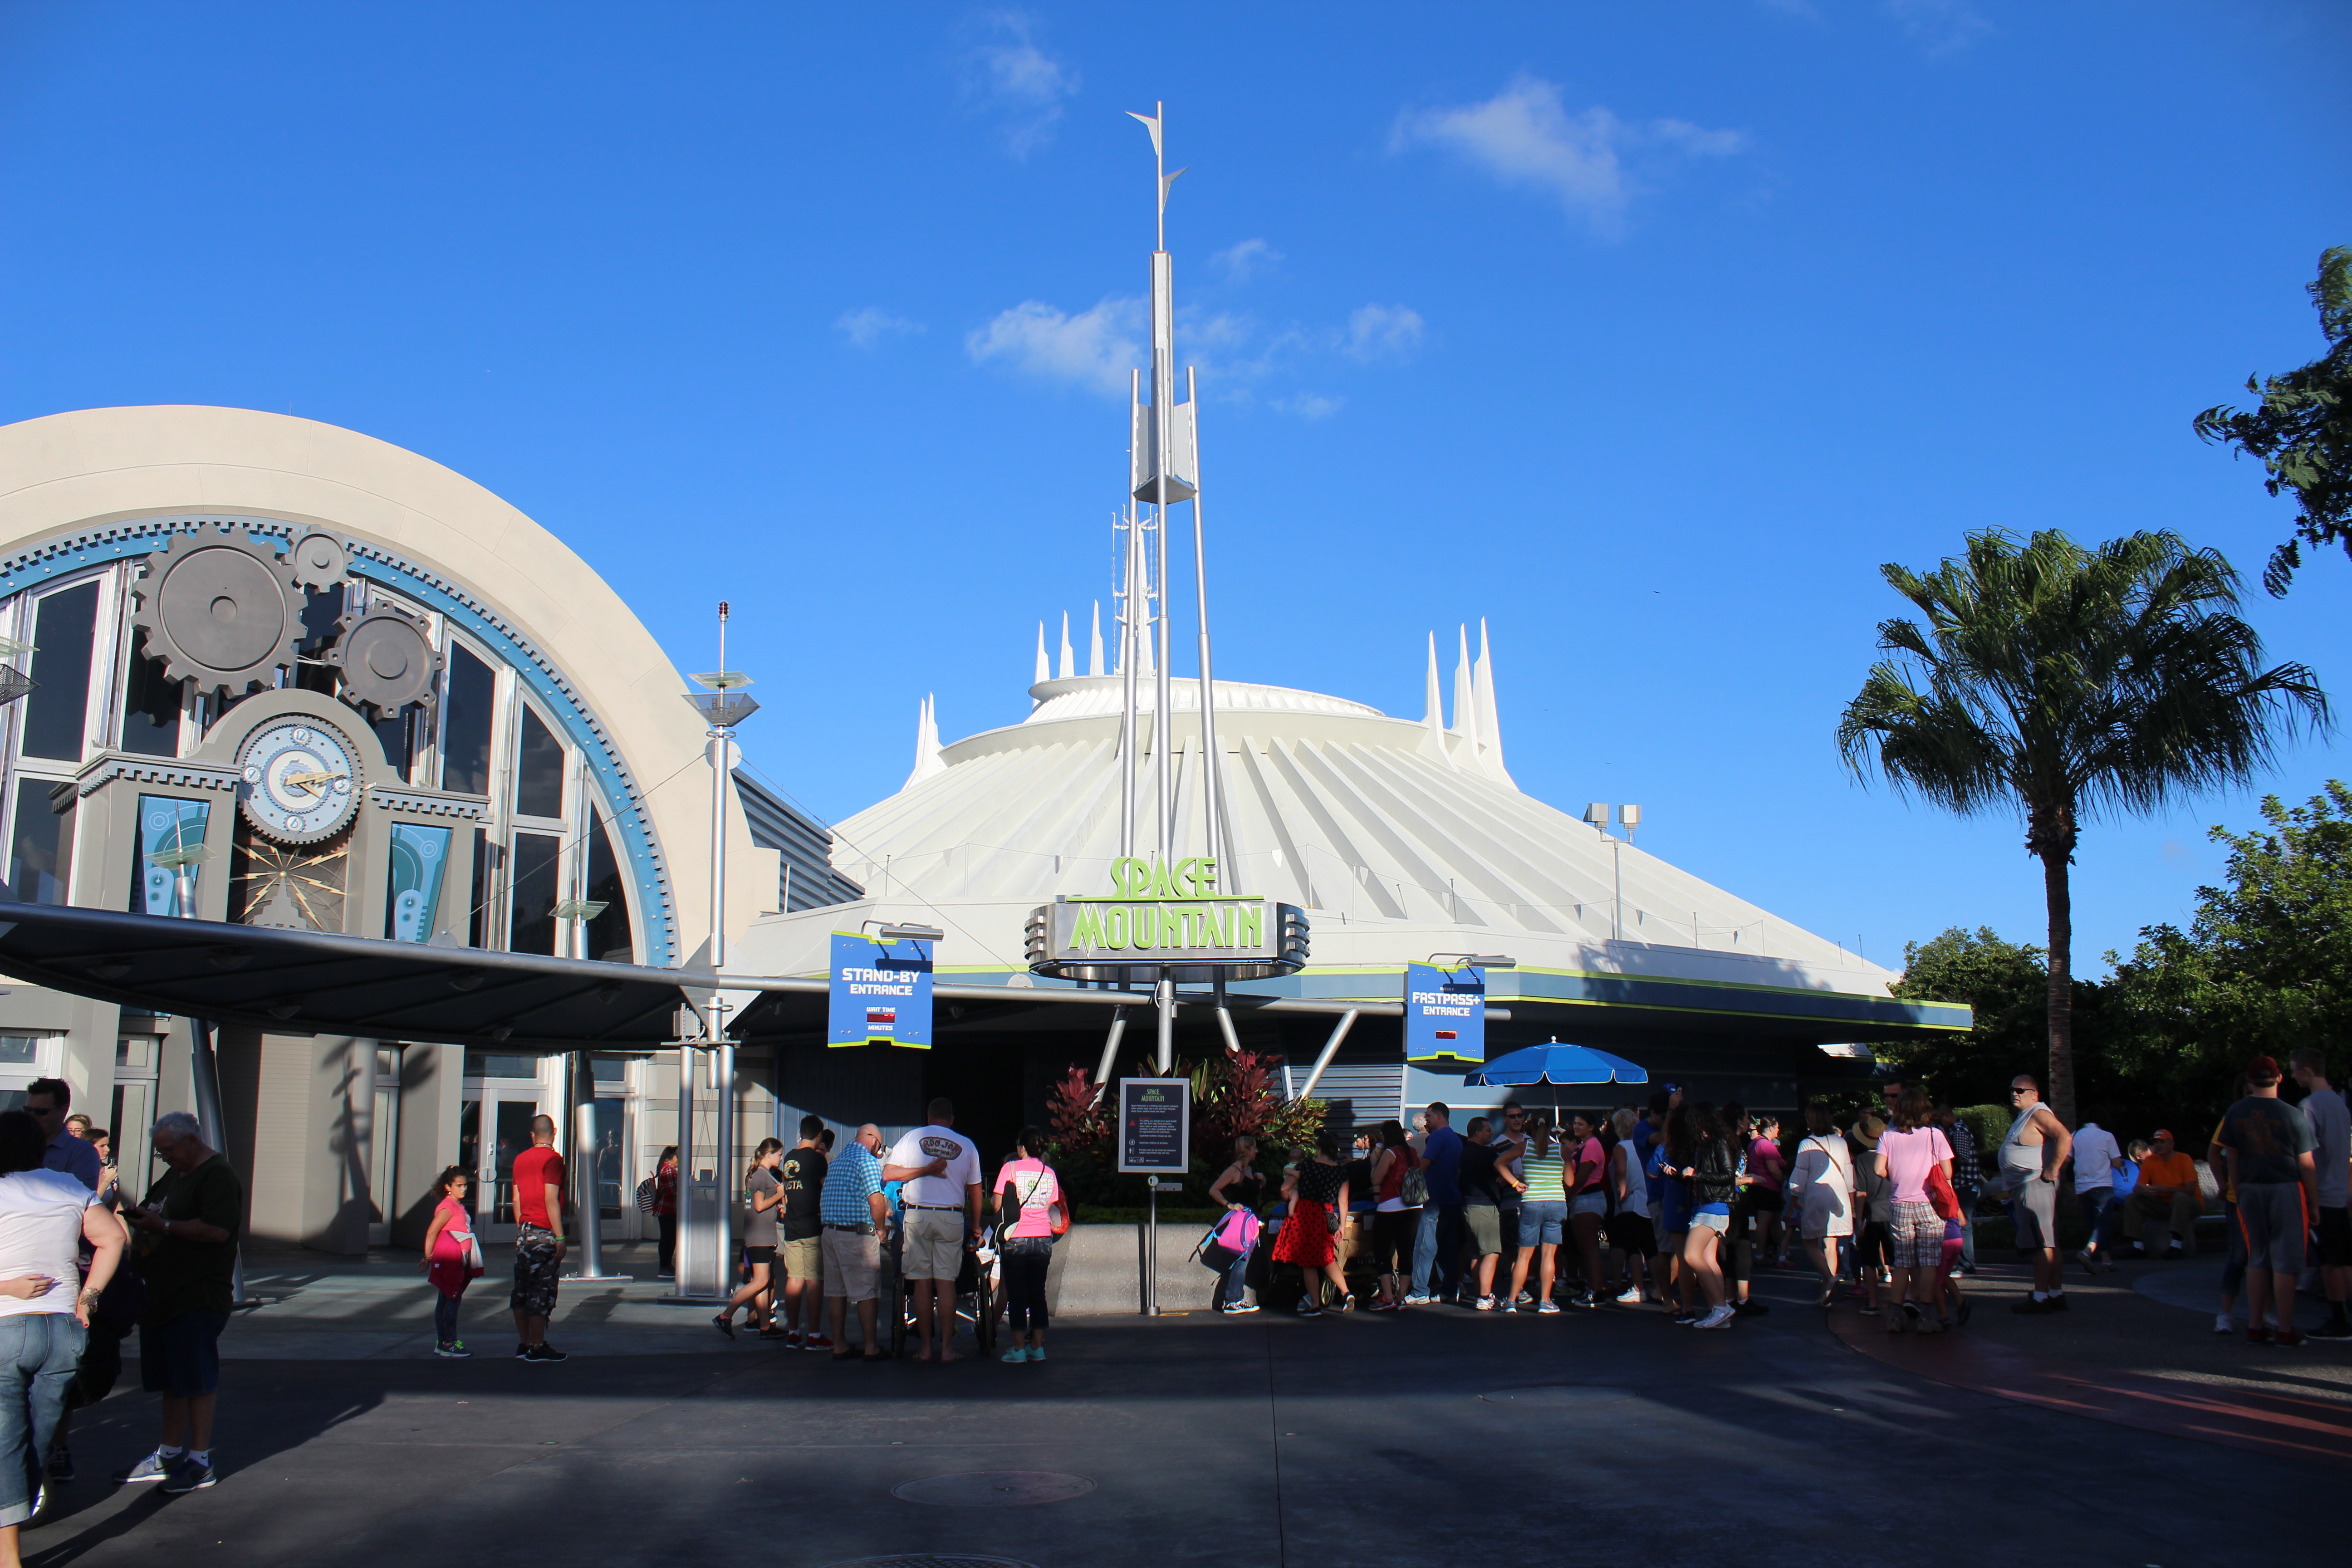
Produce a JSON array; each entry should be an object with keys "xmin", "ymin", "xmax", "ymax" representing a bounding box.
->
[{"xmin": 461, "ymin": 1072, "xmax": 549, "ymax": 1241}]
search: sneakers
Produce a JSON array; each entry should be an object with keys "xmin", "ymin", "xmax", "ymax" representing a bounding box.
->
[
  {"xmin": 710, "ymin": 1313, "xmax": 735, "ymax": 1340},
  {"xmin": 801, "ymin": 1333, "xmax": 834, "ymax": 1352},
  {"xmin": 2164, "ymin": 1242, "xmax": 2185, "ymax": 1259},
  {"xmin": 1614, "ymin": 1286, "xmax": 1644, "ymax": 1305},
  {"xmin": 2047, "ymin": 1293, "xmax": 2069, "ymax": 1311},
  {"xmin": 1026, "ymin": 1345, "xmax": 1047, "ymax": 1362},
  {"xmin": 114, "ymin": 1450, "xmax": 177, "ymax": 1485},
  {"xmin": 1297, "ymin": 1295, "xmax": 1323, "ymax": 1317},
  {"xmin": 2275, "ymin": 1326, "xmax": 2308, "ymax": 1349},
  {"xmin": 1694, "ymin": 1304, "xmax": 1736, "ymax": 1329},
  {"xmin": 1536, "ymin": 1299, "xmax": 1562, "ymax": 1315},
  {"xmin": 1735, "ymin": 1299, "xmax": 1770, "ymax": 1317},
  {"xmin": 1668, "ymin": 1309, "xmax": 1700, "ymax": 1326},
  {"xmin": 46, "ymin": 1445, "xmax": 72, "ymax": 1482},
  {"xmin": 1336, "ymin": 1294, "xmax": 1357, "ymax": 1312},
  {"xmin": 522, "ymin": 1343, "xmax": 568, "ymax": 1362},
  {"xmin": 1474, "ymin": 1295, "xmax": 1497, "ymax": 1311},
  {"xmin": 2072, "ymin": 1249, "xmax": 2098, "ymax": 1278},
  {"xmin": 2248, "ymin": 1324, "xmax": 2274, "ymax": 1345},
  {"xmin": 1224, "ymin": 1302, "xmax": 1260, "ymax": 1315},
  {"xmin": 2215, "ymin": 1312, "xmax": 2236, "ymax": 1334},
  {"xmin": 1570, "ymin": 1292, "xmax": 1599, "ymax": 1310},
  {"xmin": 1515, "ymin": 1290, "xmax": 1534, "ymax": 1305},
  {"xmin": 1000, "ymin": 1346, "xmax": 1029, "ymax": 1363},
  {"xmin": 161, "ymin": 1458, "xmax": 216, "ymax": 1494},
  {"xmin": 434, "ymin": 1341, "xmax": 471, "ymax": 1358},
  {"xmin": 1370, "ymin": 1297, "xmax": 1402, "ymax": 1312},
  {"xmin": 2307, "ymin": 1317, "xmax": 2352, "ymax": 1339},
  {"xmin": 2011, "ymin": 1297, "xmax": 2053, "ymax": 1315},
  {"xmin": 1402, "ymin": 1293, "xmax": 1436, "ymax": 1306}
]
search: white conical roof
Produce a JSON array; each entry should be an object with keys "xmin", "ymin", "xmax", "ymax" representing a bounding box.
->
[{"xmin": 797, "ymin": 655, "xmax": 1895, "ymax": 999}]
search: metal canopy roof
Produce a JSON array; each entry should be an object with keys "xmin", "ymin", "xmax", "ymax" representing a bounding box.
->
[{"xmin": 0, "ymin": 902, "xmax": 1467, "ymax": 1052}]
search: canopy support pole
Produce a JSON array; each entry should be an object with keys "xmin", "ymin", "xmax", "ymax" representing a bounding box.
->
[{"xmin": 1295, "ymin": 1009, "xmax": 1358, "ymax": 1102}]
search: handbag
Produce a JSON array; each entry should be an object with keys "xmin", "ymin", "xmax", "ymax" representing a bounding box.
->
[
  {"xmin": 1401, "ymin": 1165, "xmax": 1430, "ymax": 1208},
  {"xmin": 634, "ymin": 1176, "xmax": 658, "ymax": 1213}
]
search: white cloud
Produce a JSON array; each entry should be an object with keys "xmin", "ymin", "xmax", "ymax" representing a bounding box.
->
[
  {"xmin": 1274, "ymin": 392, "xmax": 1344, "ymax": 421},
  {"xmin": 965, "ymin": 297, "xmax": 1143, "ymax": 397},
  {"xmin": 1885, "ymin": 0, "xmax": 1991, "ymax": 56},
  {"xmin": 1343, "ymin": 304, "xmax": 1424, "ymax": 363},
  {"xmin": 1210, "ymin": 237, "xmax": 1281, "ymax": 284},
  {"xmin": 965, "ymin": 12, "xmax": 1079, "ymax": 157},
  {"xmin": 835, "ymin": 308, "xmax": 925, "ymax": 350},
  {"xmin": 1392, "ymin": 75, "xmax": 1747, "ymax": 238}
]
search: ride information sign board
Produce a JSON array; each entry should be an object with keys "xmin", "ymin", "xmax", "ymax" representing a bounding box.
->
[{"xmin": 1117, "ymin": 1078, "xmax": 1191, "ymax": 1175}]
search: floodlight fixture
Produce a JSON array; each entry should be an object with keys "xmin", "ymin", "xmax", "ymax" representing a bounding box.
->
[
  {"xmin": 1618, "ymin": 804, "xmax": 1642, "ymax": 830},
  {"xmin": 1582, "ymin": 802, "xmax": 1608, "ymax": 828},
  {"xmin": 1428, "ymin": 951, "xmax": 1517, "ymax": 970},
  {"xmin": 874, "ymin": 922, "xmax": 944, "ymax": 944}
]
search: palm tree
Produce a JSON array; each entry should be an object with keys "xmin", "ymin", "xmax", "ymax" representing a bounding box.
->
[{"xmin": 1838, "ymin": 529, "xmax": 2328, "ymax": 1124}]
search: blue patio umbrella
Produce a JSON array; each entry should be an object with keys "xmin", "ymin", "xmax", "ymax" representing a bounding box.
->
[{"xmin": 1463, "ymin": 1039, "xmax": 1648, "ymax": 1088}]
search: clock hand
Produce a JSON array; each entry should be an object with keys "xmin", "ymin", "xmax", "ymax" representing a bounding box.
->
[{"xmin": 280, "ymin": 769, "xmax": 348, "ymax": 790}]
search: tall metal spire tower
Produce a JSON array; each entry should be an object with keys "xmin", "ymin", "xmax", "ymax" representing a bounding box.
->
[{"xmin": 1115, "ymin": 103, "xmax": 1231, "ymax": 879}]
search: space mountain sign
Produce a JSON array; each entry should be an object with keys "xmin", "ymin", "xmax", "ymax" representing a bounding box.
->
[{"xmin": 1026, "ymin": 856, "xmax": 1308, "ymax": 982}]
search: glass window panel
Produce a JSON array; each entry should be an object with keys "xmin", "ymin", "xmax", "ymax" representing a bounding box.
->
[
  {"xmin": 0, "ymin": 1037, "xmax": 40, "ymax": 1065},
  {"xmin": 458, "ymin": 1098, "xmax": 480, "ymax": 1220},
  {"xmin": 592, "ymin": 1098, "xmax": 624, "ymax": 1219},
  {"xmin": 584, "ymin": 812, "xmax": 632, "ymax": 964},
  {"xmin": 117, "ymin": 1037, "xmax": 154, "ymax": 1070},
  {"xmin": 132, "ymin": 795, "xmax": 210, "ymax": 916},
  {"xmin": 441, "ymin": 642, "xmax": 495, "ymax": 796},
  {"xmin": 507, "ymin": 830, "xmax": 561, "ymax": 955},
  {"xmin": 590, "ymin": 1054, "xmax": 626, "ymax": 1084},
  {"xmin": 492, "ymin": 1098, "xmax": 538, "ymax": 1225},
  {"xmin": 468, "ymin": 827, "xmax": 489, "ymax": 948},
  {"xmin": 514, "ymin": 704, "xmax": 564, "ymax": 819},
  {"xmin": 119, "ymin": 650, "xmax": 181, "ymax": 758},
  {"xmin": 464, "ymin": 1050, "xmax": 541, "ymax": 1079},
  {"xmin": 386, "ymin": 822, "xmax": 452, "ymax": 942},
  {"xmin": 5, "ymin": 783, "xmax": 66, "ymax": 906},
  {"xmin": 20, "ymin": 582, "xmax": 99, "ymax": 761}
]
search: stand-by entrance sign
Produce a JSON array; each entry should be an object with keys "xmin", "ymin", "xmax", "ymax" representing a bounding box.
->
[
  {"xmin": 827, "ymin": 931, "xmax": 934, "ymax": 1048},
  {"xmin": 1404, "ymin": 961, "xmax": 1487, "ymax": 1065},
  {"xmin": 1117, "ymin": 1078, "xmax": 1191, "ymax": 1174}
]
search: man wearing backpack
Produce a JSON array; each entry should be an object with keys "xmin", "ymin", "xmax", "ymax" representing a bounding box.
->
[{"xmin": 1408, "ymin": 1104, "xmax": 1465, "ymax": 1306}]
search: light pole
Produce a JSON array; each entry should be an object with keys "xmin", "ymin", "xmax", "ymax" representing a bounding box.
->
[
  {"xmin": 679, "ymin": 602, "xmax": 757, "ymax": 1303},
  {"xmin": 554, "ymin": 897, "xmax": 625, "ymax": 1282}
]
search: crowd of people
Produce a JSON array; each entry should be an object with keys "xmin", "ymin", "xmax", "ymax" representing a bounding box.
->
[
  {"xmin": 1219, "ymin": 1048, "xmax": 2352, "ymax": 1343},
  {"xmin": 0, "ymin": 1077, "xmax": 244, "ymax": 1562}
]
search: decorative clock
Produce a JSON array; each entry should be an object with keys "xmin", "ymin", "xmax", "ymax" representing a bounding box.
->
[{"xmin": 236, "ymin": 717, "xmax": 361, "ymax": 845}]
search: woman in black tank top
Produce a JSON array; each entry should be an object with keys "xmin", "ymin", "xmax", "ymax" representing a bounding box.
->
[{"xmin": 1207, "ymin": 1137, "xmax": 1267, "ymax": 1313}]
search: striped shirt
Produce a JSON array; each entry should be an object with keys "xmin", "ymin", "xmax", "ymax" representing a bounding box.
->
[
  {"xmin": 819, "ymin": 1140, "xmax": 883, "ymax": 1226},
  {"xmin": 1520, "ymin": 1150, "xmax": 1567, "ymax": 1203}
]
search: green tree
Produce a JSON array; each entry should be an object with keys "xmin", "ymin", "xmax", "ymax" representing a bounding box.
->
[
  {"xmin": 1884, "ymin": 926, "xmax": 2123, "ymax": 1118},
  {"xmin": 2196, "ymin": 246, "xmax": 2352, "ymax": 596},
  {"xmin": 2107, "ymin": 782, "xmax": 2352, "ymax": 1128},
  {"xmin": 1838, "ymin": 529, "xmax": 2329, "ymax": 1124}
]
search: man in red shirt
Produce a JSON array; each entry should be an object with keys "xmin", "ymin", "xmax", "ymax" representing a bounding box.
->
[{"xmin": 510, "ymin": 1116, "xmax": 568, "ymax": 1363}]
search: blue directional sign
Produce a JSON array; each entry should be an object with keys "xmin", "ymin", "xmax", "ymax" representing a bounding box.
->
[
  {"xmin": 1403, "ymin": 961, "xmax": 1486, "ymax": 1065},
  {"xmin": 827, "ymin": 931, "xmax": 934, "ymax": 1049}
]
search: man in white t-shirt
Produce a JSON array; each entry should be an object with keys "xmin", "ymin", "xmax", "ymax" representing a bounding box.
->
[
  {"xmin": 2070, "ymin": 1112, "xmax": 2125, "ymax": 1276},
  {"xmin": 882, "ymin": 1098, "xmax": 982, "ymax": 1363},
  {"xmin": 2291, "ymin": 1049, "xmax": 2352, "ymax": 1339}
]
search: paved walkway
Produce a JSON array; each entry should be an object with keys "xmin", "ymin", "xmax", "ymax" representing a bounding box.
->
[{"xmin": 19, "ymin": 1246, "xmax": 2343, "ymax": 1567}]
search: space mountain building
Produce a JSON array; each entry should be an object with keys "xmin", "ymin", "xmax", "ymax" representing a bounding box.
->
[{"xmin": 731, "ymin": 107, "xmax": 1965, "ymax": 1147}]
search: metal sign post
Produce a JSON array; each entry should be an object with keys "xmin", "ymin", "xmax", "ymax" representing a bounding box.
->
[{"xmin": 1117, "ymin": 1077, "xmax": 1191, "ymax": 1316}]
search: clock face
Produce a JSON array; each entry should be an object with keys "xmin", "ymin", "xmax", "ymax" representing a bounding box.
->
[{"xmin": 237, "ymin": 718, "xmax": 361, "ymax": 845}]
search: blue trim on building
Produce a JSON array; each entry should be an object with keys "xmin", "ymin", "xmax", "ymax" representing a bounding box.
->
[{"xmin": 0, "ymin": 515, "xmax": 678, "ymax": 965}]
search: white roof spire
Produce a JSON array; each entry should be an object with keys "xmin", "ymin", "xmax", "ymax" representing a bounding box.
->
[
  {"xmin": 1451, "ymin": 623, "xmax": 1481, "ymax": 760},
  {"xmin": 1058, "ymin": 612, "xmax": 1074, "ymax": 680},
  {"xmin": 1419, "ymin": 631, "xmax": 1450, "ymax": 765},
  {"xmin": 1034, "ymin": 622, "xmax": 1051, "ymax": 687},
  {"xmin": 1475, "ymin": 617, "xmax": 1513, "ymax": 786},
  {"xmin": 1088, "ymin": 601, "xmax": 1104, "ymax": 676},
  {"xmin": 903, "ymin": 694, "xmax": 946, "ymax": 789}
]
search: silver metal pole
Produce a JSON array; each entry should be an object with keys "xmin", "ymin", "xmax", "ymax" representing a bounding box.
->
[
  {"xmin": 1155, "ymin": 972, "xmax": 1175, "ymax": 1074},
  {"xmin": 714, "ymin": 1006, "xmax": 735, "ymax": 1299},
  {"xmin": 1186, "ymin": 365, "xmax": 1233, "ymax": 876},
  {"xmin": 1143, "ymin": 1181, "xmax": 1159, "ymax": 1317},
  {"xmin": 1092, "ymin": 1006, "xmax": 1128, "ymax": 1104},
  {"xmin": 564, "ymin": 1050, "xmax": 623, "ymax": 1280},
  {"xmin": 1295, "ymin": 1009, "xmax": 1360, "ymax": 1102},
  {"xmin": 185, "ymin": 1016, "xmax": 258, "ymax": 1307},
  {"xmin": 1119, "ymin": 483, "xmax": 1141, "ymax": 860}
]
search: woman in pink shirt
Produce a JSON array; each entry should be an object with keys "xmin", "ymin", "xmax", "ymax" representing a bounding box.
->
[
  {"xmin": 1873, "ymin": 1088, "xmax": 1954, "ymax": 1333},
  {"xmin": 993, "ymin": 1127, "xmax": 1064, "ymax": 1364},
  {"xmin": 419, "ymin": 1166, "xmax": 483, "ymax": 1357}
]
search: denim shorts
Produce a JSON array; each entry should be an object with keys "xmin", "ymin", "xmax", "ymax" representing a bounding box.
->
[
  {"xmin": 138, "ymin": 1308, "xmax": 225, "ymax": 1398},
  {"xmin": 1517, "ymin": 1200, "xmax": 1568, "ymax": 1247}
]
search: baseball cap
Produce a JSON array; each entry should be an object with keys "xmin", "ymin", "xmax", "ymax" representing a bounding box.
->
[{"xmin": 2151, "ymin": 1128, "xmax": 2173, "ymax": 1140}]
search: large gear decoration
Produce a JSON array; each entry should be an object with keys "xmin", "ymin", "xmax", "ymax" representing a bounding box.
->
[
  {"xmin": 329, "ymin": 602, "xmax": 442, "ymax": 716},
  {"xmin": 127, "ymin": 526, "xmax": 306, "ymax": 696}
]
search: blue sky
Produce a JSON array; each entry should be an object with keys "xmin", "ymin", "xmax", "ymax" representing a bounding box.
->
[{"xmin": 4, "ymin": 3, "xmax": 2347, "ymax": 974}]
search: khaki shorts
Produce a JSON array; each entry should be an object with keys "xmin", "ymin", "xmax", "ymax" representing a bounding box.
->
[
  {"xmin": 821, "ymin": 1227, "xmax": 880, "ymax": 1301},
  {"xmin": 902, "ymin": 1208, "xmax": 966, "ymax": 1281},
  {"xmin": 780, "ymin": 1235, "xmax": 823, "ymax": 1284}
]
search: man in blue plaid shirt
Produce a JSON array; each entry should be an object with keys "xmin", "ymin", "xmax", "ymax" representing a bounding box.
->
[{"xmin": 819, "ymin": 1124, "xmax": 906, "ymax": 1360}]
